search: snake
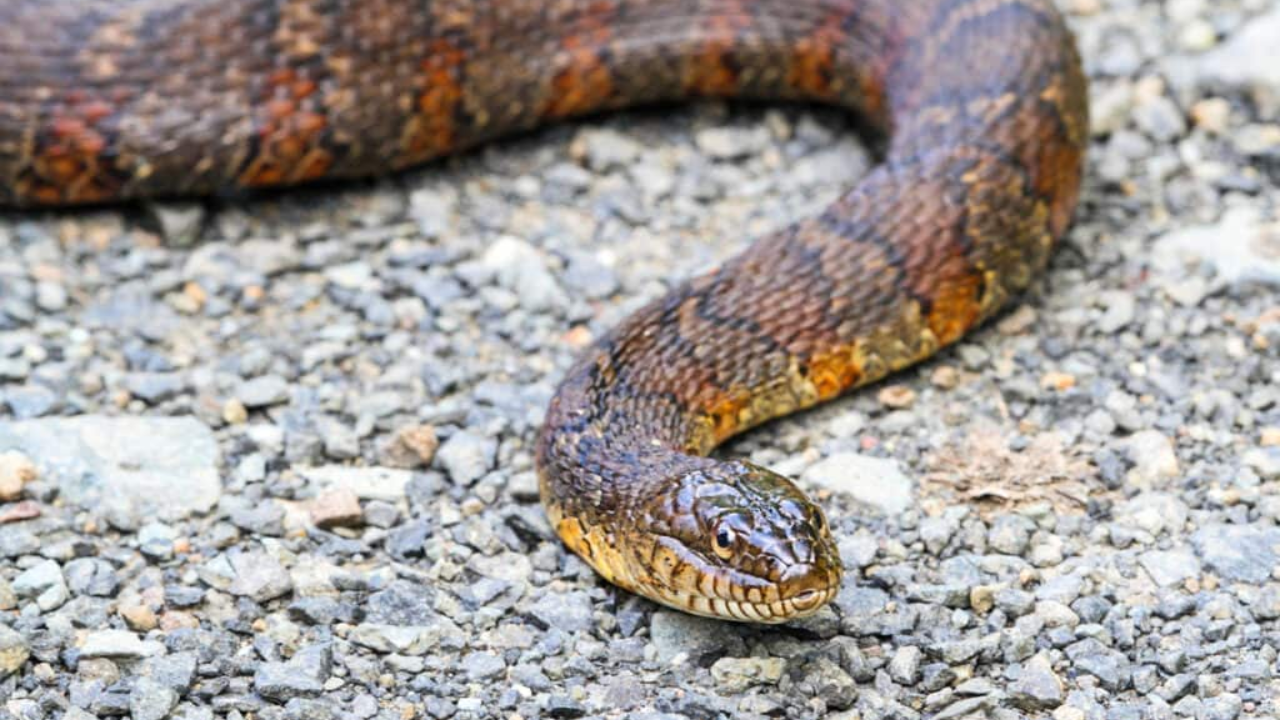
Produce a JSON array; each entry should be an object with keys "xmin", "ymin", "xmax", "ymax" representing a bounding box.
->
[{"xmin": 0, "ymin": 0, "xmax": 1087, "ymax": 623}]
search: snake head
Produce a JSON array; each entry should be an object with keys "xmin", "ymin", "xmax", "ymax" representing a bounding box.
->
[{"xmin": 629, "ymin": 459, "xmax": 842, "ymax": 623}]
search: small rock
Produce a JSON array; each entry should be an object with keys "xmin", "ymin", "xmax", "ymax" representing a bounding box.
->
[
  {"xmin": 364, "ymin": 580, "xmax": 436, "ymax": 625},
  {"xmin": 125, "ymin": 372, "xmax": 188, "ymax": 404},
  {"xmin": 143, "ymin": 652, "xmax": 198, "ymax": 693},
  {"xmin": 460, "ymin": 651, "xmax": 506, "ymax": 681},
  {"xmin": 121, "ymin": 603, "xmax": 159, "ymax": 632},
  {"xmin": 1097, "ymin": 290, "xmax": 1136, "ymax": 333},
  {"xmin": 1139, "ymin": 549, "xmax": 1201, "ymax": 587},
  {"xmin": 436, "ymin": 431, "xmax": 497, "ymax": 485},
  {"xmin": 995, "ymin": 588, "xmax": 1036, "ymax": 616},
  {"xmin": 545, "ymin": 695, "xmax": 586, "ymax": 719},
  {"xmin": 989, "ymin": 515, "xmax": 1036, "ymax": 555},
  {"xmin": 81, "ymin": 630, "xmax": 163, "ymax": 659},
  {"xmin": 408, "ymin": 187, "xmax": 456, "ymax": 238},
  {"xmin": 229, "ymin": 500, "xmax": 286, "ymax": 536},
  {"xmin": 1122, "ymin": 431, "xmax": 1179, "ymax": 488},
  {"xmin": 649, "ymin": 610, "xmax": 744, "ymax": 663},
  {"xmin": 1252, "ymin": 584, "xmax": 1280, "ymax": 620},
  {"xmin": 64, "ymin": 557, "xmax": 120, "ymax": 597},
  {"xmin": 1191, "ymin": 97, "xmax": 1232, "ymax": 133},
  {"xmin": 301, "ymin": 465, "xmax": 412, "ymax": 502},
  {"xmin": 0, "ymin": 624, "xmax": 29, "ymax": 678},
  {"xmin": 1133, "ymin": 95, "xmax": 1187, "ymax": 142},
  {"xmin": 528, "ymin": 590, "xmax": 593, "ymax": 634},
  {"xmin": 309, "ymin": 488, "xmax": 363, "ymax": 529},
  {"xmin": 801, "ymin": 656, "xmax": 857, "ymax": 710},
  {"xmin": 1261, "ymin": 427, "xmax": 1280, "ymax": 447},
  {"xmin": 1091, "ymin": 81, "xmax": 1134, "ymax": 136},
  {"xmin": 222, "ymin": 399, "xmax": 249, "ymax": 425},
  {"xmin": 237, "ymin": 375, "xmax": 290, "ymax": 408},
  {"xmin": 1065, "ymin": 639, "xmax": 1128, "ymax": 691},
  {"xmin": 0, "ymin": 416, "xmax": 222, "ymax": 517},
  {"xmin": 888, "ymin": 645, "xmax": 922, "ymax": 685},
  {"xmin": 0, "ymin": 527, "xmax": 38, "ymax": 559},
  {"xmin": 4, "ymin": 386, "xmax": 58, "ymax": 419},
  {"xmin": 379, "ymin": 424, "xmax": 439, "ymax": 469},
  {"xmin": 1244, "ymin": 448, "xmax": 1280, "ymax": 481},
  {"xmin": 1114, "ymin": 492, "xmax": 1188, "ymax": 536},
  {"xmin": 138, "ymin": 523, "xmax": 178, "ymax": 561},
  {"xmin": 130, "ymin": 677, "xmax": 179, "ymax": 720},
  {"xmin": 577, "ymin": 128, "xmax": 642, "ymax": 171},
  {"xmin": 931, "ymin": 366, "xmax": 961, "ymax": 390},
  {"xmin": 694, "ymin": 126, "xmax": 769, "ymax": 160},
  {"xmin": 254, "ymin": 643, "xmax": 333, "ymax": 701},
  {"xmin": 1192, "ymin": 523, "xmax": 1280, "ymax": 583},
  {"xmin": 1198, "ymin": 8, "xmax": 1280, "ymax": 113},
  {"xmin": 709, "ymin": 657, "xmax": 786, "ymax": 693},
  {"xmin": 1010, "ymin": 653, "xmax": 1064, "ymax": 709},
  {"xmin": 1157, "ymin": 207, "xmax": 1280, "ymax": 287},
  {"xmin": 0, "ymin": 450, "xmax": 36, "ymax": 501},
  {"xmin": 802, "ymin": 453, "xmax": 913, "ymax": 515},
  {"xmin": 146, "ymin": 202, "xmax": 206, "ymax": 246},
  {"xmin": 201, "ymin": 550, "xmax": 293, "ymax": 602},
  {"xmin": 480, "ymin": 236, "xmax": 568, "ymax": 312},
  {"xmin": 998, "ymin": 305, "xmax": 1039, "ymax": 335},
  {"xmin": 12, "ymin": 559, "xmax": 69, "ymax": 611},
  {"xmin": 877, "ymin": 385, "xmax": 916, "ymax": 409},
  {"xmin": 347, "ymin": 621, "xmax": 464, "ymax": 655}
]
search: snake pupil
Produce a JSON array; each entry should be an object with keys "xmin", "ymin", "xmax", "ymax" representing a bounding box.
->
[{"xmin": 713, "ymin": 527, "xmax": 735, "ymax": 557}]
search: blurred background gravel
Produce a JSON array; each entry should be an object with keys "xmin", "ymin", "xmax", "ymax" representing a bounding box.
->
[{"xmin": 1, "ymin": 0, "xmax": 1279, "ymax": 718}]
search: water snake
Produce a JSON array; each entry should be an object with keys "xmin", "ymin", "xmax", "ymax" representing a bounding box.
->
[{"xmin": 0, "ymin": 0, "xmax": 1088, "ymax": 622}]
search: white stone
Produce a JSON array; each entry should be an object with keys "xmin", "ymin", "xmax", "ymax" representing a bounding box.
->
[
  {"xmin": 0, "ymin": 417, "xmax": 221, "ymax": 518},
  {"xmin": 299, "ymin": 465, "xmax": 413, "ymax": 502},
  {"xmin": 1156, "ymin": 207, "xmax": 1280, "ymax": 288},
  {"xmin": 802, "ymin": 453, "xmax": 913, "ymax": 515}
]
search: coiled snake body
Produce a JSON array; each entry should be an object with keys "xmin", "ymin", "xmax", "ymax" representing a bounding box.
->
[{"xmin": 1, "ymin": 0, "xmax": 1087, "ymax": 622}]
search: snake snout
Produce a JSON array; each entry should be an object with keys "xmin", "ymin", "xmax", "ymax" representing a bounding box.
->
[{"xmin": 777, "ymin": 560, "xmax": 841, "ymax": 614}]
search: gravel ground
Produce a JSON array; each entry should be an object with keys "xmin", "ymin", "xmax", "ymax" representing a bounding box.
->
[{"xmin": 2, "ymin": 1, "xmax": 1280, "ymax": 718}]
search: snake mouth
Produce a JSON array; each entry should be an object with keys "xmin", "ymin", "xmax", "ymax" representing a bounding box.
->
[
  {"xmin": 646, "ymin": 561, "xmax": 842, "ymax": 623},
  {"xmin": 667, "ymin": 583, "xmax": 839, "ymax": 623}
]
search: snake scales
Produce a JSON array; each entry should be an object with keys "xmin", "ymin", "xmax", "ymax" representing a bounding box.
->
[{"xmin": 1, "ymin": 0, "xmax": 1087, "ymax": 622}]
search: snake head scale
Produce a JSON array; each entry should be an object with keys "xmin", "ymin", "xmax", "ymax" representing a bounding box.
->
[{"xmin": 621, "ymin": 460, "xmax": 843, "ymax": 623}]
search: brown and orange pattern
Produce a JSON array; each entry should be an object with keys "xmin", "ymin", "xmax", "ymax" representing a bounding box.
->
[{"xmin": 0, "ymin": 0, "xmax": 1087, "ymax": 622}]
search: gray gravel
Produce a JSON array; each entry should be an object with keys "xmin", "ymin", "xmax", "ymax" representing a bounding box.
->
[{"xmin": 2, "ymin": 0, "xmax": 1280, "ymax": 718}]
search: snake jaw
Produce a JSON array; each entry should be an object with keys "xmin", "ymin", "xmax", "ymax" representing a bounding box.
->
[{"xmin": 633, "ymin": 541, "xmax": 842, "ymax": 622}]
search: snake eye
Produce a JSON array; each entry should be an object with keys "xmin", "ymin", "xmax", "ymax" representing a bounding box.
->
[
  {"xmin": 814, "ymin": 510, "xmax": 828, "ymax": 535},
  {"xmin": 712, "ymin": 524, "xmax": 736, "ymax": 560}
]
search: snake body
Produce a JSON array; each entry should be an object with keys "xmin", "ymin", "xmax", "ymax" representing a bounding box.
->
[{"xmin": 1, "ymin": 0, "xmax": 1087, "ymax": 622}]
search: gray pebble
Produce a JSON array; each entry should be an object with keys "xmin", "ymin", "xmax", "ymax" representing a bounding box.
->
[
  {"xmin": 436, "ymin": 431, "xmax": 497, "ymax": 486},
  {"xmin": 130, "ymin": 677, "xmax": 179, "ymax": 720},
  {"xmin": 888, "ymin": 645, "xmax": 922, "ymax": 685},
  {"xmin": 254, "ymin": 643, "xmax": 332, "ymax": 701},
  {"xmin": 12, "ymin": 559, "xmax": 69, "ymax": 611},
  {"xmin": 649, "ymin": 610, "xmax": 743, "ymax": 663},
  {"xmin": 1193, "ymin": 523, "xmax": 1280, "ymax": 583},
  {"xmin": 461, "ymin": 650, "xmax": 507, "ymax": 681},
  {"xmin": 237, "ymin": 375, "xmax": 291, "ymax": 408},
  {"xmin": 1010, "ymin": 653, "xmax": 1064, "ymax": 709},
  {"xmin": 528, "ymin": 590, "xmax": 594, "ymax": 634}
]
